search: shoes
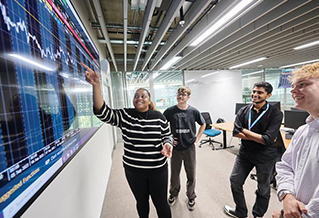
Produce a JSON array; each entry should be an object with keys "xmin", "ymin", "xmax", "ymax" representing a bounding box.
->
[
  {"xmin": 168, "ymin": 195, "xmax": 177, "ymax": 206},
  {"xmin": 187, "ymin": 199, "xmax": 195, "ymax": 211},
  {"xmin": 223, "ymin": 205, "xmax": 247, "ymax": 218}
]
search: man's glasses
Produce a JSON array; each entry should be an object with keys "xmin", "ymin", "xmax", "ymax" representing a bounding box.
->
[{"xmin": 177, "ymin": 92, "xmax": 188, "ymax": 97}]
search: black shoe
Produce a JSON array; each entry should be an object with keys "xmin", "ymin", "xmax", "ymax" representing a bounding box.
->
[
  {"xmin": 187, "ymin": 199, "xmax": 195, "ymax": 211},
  {"xmin": 223, "ymin": 205, "xmax": 247, "ymax": 218},
  {"xmin": 168, "ymin": 195, "xmax": 177, "ymax": 206}
]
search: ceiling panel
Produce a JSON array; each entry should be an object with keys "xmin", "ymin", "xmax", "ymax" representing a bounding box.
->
[{"xmin": 85, "ymin": 0, "xmax": 319, "ymax": 72}]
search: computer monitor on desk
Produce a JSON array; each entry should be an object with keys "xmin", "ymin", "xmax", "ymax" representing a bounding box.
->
[
  {"xmin": 235, "ymin": 103, "xmax": 249, "ymax": 114},
  {"xmin": 268, "ymin": 101, "xmax": 281, "ymax": 110},
  {"xmin": 284, "ymin": 110, "xmax": 309, "ymax": 130}
]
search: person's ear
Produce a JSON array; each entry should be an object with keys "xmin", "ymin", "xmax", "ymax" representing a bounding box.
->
[{"xmin": 267, "ymin": 93, "xmax": 272, "ymax": 99}]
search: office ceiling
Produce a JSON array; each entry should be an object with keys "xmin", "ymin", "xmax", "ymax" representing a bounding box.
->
[{"xmin": 83, "ymin": 0, "xmax": 319, "ymax": 72}]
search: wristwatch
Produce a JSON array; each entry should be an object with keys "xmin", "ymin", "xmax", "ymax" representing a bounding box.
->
[{"xmin": 278, "ymin": 190, "xmax": 294, "ymax": 201}]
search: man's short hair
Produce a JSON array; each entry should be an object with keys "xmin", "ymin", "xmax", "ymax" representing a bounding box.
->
[
  {"xmin": 177, "ymin": 86, "xmax": 191, "ymax": 95},
  {"xmin": 289, "ymin": 62, "xmax": 319, "ymax": 83},
  {"xmin": 253, "ymin": 81, "xmax": 273, "ymax": 94}
]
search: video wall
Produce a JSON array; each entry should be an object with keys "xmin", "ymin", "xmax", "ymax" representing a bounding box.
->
[{"xmin": 0, "ymin": 0, "xmax": 101, "ymax": 217}]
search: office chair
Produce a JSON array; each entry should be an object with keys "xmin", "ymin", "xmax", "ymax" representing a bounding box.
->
[{"xmin": 199, "ymin": 112, "xmax": 222, "ymax": 150}]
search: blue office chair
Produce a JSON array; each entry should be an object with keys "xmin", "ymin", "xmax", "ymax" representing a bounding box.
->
[{"xmin": 199, "ymin": 112, "xmax": 222, "ymax": 150}]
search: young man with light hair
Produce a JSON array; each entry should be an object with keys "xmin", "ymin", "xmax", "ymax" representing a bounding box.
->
[
  {"xmin": 273, "ymin": 62, "xmax": 319, "ymax": 218},
  {"xmin": 164, "ymin": 86, "xmax": 206, "ymax": 211}
]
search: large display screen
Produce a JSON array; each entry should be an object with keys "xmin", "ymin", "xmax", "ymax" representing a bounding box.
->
[{"xmin": 0, "ymin": 0, "xmax": 101, "ymax": 217}]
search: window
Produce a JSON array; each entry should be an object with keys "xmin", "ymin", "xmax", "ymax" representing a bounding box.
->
[{"xmin": 241, "ymin": 69, "xmax": 294, "ymax": 111}]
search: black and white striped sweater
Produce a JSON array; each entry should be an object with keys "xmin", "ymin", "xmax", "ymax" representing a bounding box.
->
[{"xmin": 94, "ymin": 102, "xmax": 173, "ymax": 171}]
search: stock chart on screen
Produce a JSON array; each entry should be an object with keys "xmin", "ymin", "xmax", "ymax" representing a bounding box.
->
[{"xmin": 0, "ymin": 0, "xmax": 101, "ymax": 217}]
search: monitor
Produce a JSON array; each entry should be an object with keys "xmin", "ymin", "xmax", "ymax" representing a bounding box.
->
[
  {"xmin": 0, "ymin": 0, "xmax": 101, "ymax": 217},
  {"xmin": 235, "ymin": 103, "xmax": 249, "ymax": 114},
  {"xmin": 268, "ymin": 101, "xmax": 281, "ymax": 110},
  {"xmin": 284, "ymin": 110, "xmax": 309, "ymax": 130}
]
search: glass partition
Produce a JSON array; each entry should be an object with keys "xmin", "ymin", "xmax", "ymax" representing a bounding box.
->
[
  {"xmin": 241, "ymin": 70, "xmax": 263, "ymax": 102},
  {"xmin": 153, "ymin": 71, "xmax": 183, "ymax": 113},
  {"xmin": 241, "ymin": 68, "xmax": 295, "ymax": 111},
  {"xmin": 125, "ymin": 71, "xmax": 183, "ymax": 112}
]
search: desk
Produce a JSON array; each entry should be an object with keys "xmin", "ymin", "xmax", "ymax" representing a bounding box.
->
[
  {"xmin": 211, "ymin": 122, "xmax": 234, "ymax": 149},
  {"xmin": 280, "ymin": 128, "xmax": 291, "ymax": 150}
]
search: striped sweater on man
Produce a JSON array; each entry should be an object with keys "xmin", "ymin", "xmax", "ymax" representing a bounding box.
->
[{"xmin": 94, "ymin": 102, "xmax": 173, "ymax": 171}]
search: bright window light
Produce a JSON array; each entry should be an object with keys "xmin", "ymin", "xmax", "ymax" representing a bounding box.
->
[
  {"xmin": 294, "ymin": 40, "xmax": 319, "ymax": 50},
  {"xmin": 229, "ymin": 57, "xmax": 267, "ymax": 69},
  {"xmin": 154, "ymin": 84, "xmax": 165, "ymax": 89},
  {"xmin": 279, "ymin": 59, "xmax": 319, "ymax": 69},
  {"xmin": 9, "ymin": 54, "xmax": 55, "ymax": 71},
  {"xmin": 160, "ymin": 56, "xmax": 182, "ymax": 70},
  {"xmin": 190, "ymin": 0, "xmax": 255, "ymax": 46},
  {"xmin": 201, "ymin": 71, "xmax": 219, "ymax": 78}
]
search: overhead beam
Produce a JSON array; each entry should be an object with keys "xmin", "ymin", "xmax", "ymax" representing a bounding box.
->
[
  {"xmin": 178, "ymin": 0, "xmax": 317, "ymax": 70},
  {"xmin": 195, "ymin": 9, "xmax": 319, "ymax": 70},
  {"xmin": 149, "ymin": 0, "xmax": 215, "ymax": 70},
  {"xmin": 132, "ymin": 0, "xmax": 158, "ymax": 71},
  {"xmin": 153, "ymin": 0, "xmax": 266, "ymax": 71},
  {"xmin": 92, "ymin": 0, "xmax": 118, "ymax": 71},
  {"xmin": 123, "ymin": 0, "xmax": 128, "ymax": 72},
  {"xmin": 141, "ymin": 0, "xmax": 185, "ymax": 71},
  {"xmin": 176, "ymin": 0, "xmax": 311, "ymax": 70}
]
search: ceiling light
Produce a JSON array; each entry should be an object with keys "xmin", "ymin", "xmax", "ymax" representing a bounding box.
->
[
  {"xmin": 8, "ymin": 54, "xmax": 55, "ymax": 71},
  {"xmin": 201, "ymin": 71, "xmax": 219, "ymax": 78},
  {"xmin": 109, "ymin": 39, "xmax": 165, "ymax": 45},
  {"xmin": 160, "ymin": 56, "xmax": 182, "ymax": 70},
  {"xmin": 242, "ymin": 70, "xmax": 263, "ymax": 76},
  {"xmin": 153, "ymin": 72, "xmax": 159, "ymax": 79},
  {"xmin": 279, "ymin": 59, "xmax": 319, "ymax": 69},
  {"xmin": 229, "ymin": 57, "xmax": 268, "ymax": 69},
  {"xmin": 190, "ymin": 0, "xmax": 255, "ymax": 46},
  {"xmin": 294, "ymin": 40, "xmax": 319, "ymax": 50},
  {"xmin": 186, "ymin": 79, "xmax": 195, "ymax": 83}
]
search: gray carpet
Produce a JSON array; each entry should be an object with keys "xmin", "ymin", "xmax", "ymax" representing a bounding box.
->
[{"xmin": 100, "ymin": 132, "xmax": 281, "ymax": 218}]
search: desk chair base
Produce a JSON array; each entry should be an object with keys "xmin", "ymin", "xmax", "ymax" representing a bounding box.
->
[
  {"xmin": 199, "ymin": 138, "xmax": 222, "ymax": 150},
  {"xmin": 215, "ymin": 145, "xmax": 234, "ymax": 150}
]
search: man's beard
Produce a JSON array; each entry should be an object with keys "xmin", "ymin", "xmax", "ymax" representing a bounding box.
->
[{"xmin": 253, "ymin": 99, "xmax": 266, "ymax": 104}]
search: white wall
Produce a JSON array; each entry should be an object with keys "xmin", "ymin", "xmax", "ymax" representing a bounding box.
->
[
  {"xmin": 22, "ymin": 1, "xmax": 114, "ymax": 218},
  {"xmin": 185, "ymin": 70, "xmax": 242, "ymax": 123}
]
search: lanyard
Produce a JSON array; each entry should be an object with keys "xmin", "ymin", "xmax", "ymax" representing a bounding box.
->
[{"xmin": 248, "ymin": 103, "xmax": 269, "ymax": 130}]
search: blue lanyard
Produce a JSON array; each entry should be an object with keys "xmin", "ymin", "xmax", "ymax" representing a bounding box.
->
[{"xmin": 248, "ymin": 103, "xmax": 269, "ymax": 130}]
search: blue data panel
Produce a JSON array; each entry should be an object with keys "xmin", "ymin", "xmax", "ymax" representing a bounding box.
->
[{"xmin": 0, "ymin": 0, "xmax": 101, "ymax": 217}]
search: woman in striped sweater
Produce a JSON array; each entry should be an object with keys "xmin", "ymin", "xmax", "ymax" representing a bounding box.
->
[{"xmin": 81, "ymin": 63, "xmax": 173, "ymax": 218}]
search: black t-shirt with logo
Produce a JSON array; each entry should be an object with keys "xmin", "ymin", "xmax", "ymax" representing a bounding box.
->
[{"xmin": 164, "ymin": 105, "xmax": 205, "ymax": 150}]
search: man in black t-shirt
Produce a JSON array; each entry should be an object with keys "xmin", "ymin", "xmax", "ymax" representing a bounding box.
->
[
  {"xmin": 223, "ymin": 82, "xmax": 283, "ymax": 218},
  {"xmin": 164, "ymin": 86, "xmax": 206, "ymax": 211}
]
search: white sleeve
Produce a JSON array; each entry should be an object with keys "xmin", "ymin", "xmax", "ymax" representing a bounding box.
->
[{"xmin": 275, "ymin": 136, "xmax": 297, "ymax": 194}]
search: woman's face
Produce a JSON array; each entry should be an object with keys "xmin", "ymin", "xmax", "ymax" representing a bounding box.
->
[{"xmin": 133, "ymin": 89, "xmax": 150, "ymax": 112}]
